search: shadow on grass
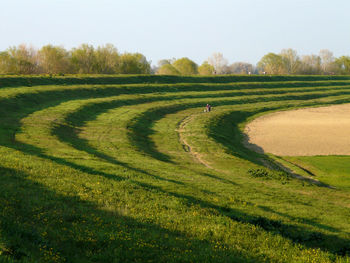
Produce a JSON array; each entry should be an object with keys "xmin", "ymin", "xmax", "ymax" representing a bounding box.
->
[
  {"xmin": 133, "ymin": 179, "xmax": 350, "ymax": 257},
  {"xmin": 7, "ymin": 122, "xmax": 350, "ymax": 258},
  {"xmin": 51, "ymin": 99, "xmax": 241, "ymax": 194},
  {"xmin": 1, "ymin": 81, "xmax": 350, "ymax": 259},
  {"xmin": 125, "ymin": 91, "xmax": 350, "ymax": 166},
  {"xmin": 206, "ymin": 107, "xmax": 346, "ymax": 188},
  {"xmin": 3, "ymin": 74, "xmax": 350, "ymax": 88},
  {"xmin": 0, "ymin": 166, "xmax": 262, "ymax": 263},
  {"xmin": 207, "ymin": 109, "xmax": 284, "ymax": 165},
  {"xmin": 2, "ymin": 78, "xmax": 350, "ymax": 166},
  {"xmin": 199, "ymin": 172, "xmax": 238, "ymax": 186},
  {"xmin": 126, "ymin": 105, "xmax": 184, "ymax": 163},
  {"xmin": 5, "ymin": 127, "xmax": 350, "ymax": 258},
  {"xmin": 258, "ymin": 205, "xmax": 340, "ymax": 233},
  {"xmin": 52, "ymin": 92, "xmax": 350, "ymax": 186},
  {"xmin": 52, "ymin": 98, "xmax": 185, "ymax": 185},
  {"xmin": 2, "ymin": 156, "xmax": 350, "ymax": 261},
  {"xmin": 2, "ymin": 137, "xmax": 350, "ymax": 259}
]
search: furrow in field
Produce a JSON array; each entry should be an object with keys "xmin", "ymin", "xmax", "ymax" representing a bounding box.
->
[
  {"xmin": 116, "ymin": 96, "xmax": 350, "ymax": 255},
  {"xmin": 2, "ymin": 75, "xmax": 350, "ymax": 89},
  {"xmin": 5, "ymin": 81, "xmax": 350, "ymax": 172},
  {"xmin": 13, "ymin": 91, "xmax": 252, "ymax": 190},
  {"xmin": 3, "ymin": 80, "xmax": 350, "ymax": 103},
  {"xmin": 4, "ymin": 83, "xmax": 350, "ymax": 200},
  {"xmin": 15, "ymin": 96, "xmax": 190, "ymax": 188},
  {"xmin": 53, "ymin": 87, "xmax": 350, "ymax": 172},
  {"xmin": 124, "ymin": 90, "xmax": 350, "ymax": 167},
  {"xmin": 27, "ymin": 88, "xmax": 345, "ymax": 208},
  {"xmin": 54, "ymin": 93, "xmax": 350, "ymax": 228}
]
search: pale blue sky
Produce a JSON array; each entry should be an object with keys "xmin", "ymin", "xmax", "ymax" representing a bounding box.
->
[{"xmin": 1, "ymin": 0, "xmax": 349, "ymax": 65}]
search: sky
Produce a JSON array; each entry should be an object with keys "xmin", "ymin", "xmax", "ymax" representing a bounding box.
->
[{"xmin": 1, "ymin": 0, "xmax": 349, "ymax": 65}]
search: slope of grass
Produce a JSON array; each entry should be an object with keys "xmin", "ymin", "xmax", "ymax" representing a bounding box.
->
[
  {"xmin": 0, "ymin": 75, "xmax": 349, "ymax": 262},
  {"xmin": 281, "ymin": 156, "xmax": 350, "ymax": 190},
  {"xmin": 2, "ymin": 74, "xmax": 350, "ymax": 88}
]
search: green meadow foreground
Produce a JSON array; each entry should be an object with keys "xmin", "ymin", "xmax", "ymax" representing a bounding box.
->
[{"xmin": 0, "ymin": 75, "xmax": 350, "ymax": 262}]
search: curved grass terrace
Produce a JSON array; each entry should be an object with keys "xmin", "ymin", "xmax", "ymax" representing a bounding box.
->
[{"xmin": 0, "ymin": 75, "xmax": 350, "ymax": 262}]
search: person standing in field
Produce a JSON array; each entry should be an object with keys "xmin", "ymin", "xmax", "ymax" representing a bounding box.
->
[{"xmin": 205, "ymin": 104, "xmax": 211, "ymax": 112}]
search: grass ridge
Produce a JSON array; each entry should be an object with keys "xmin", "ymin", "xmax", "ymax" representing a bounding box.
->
[{"xmin": 0, "ymin": 75, "xmax": 350, "ymax": 262}]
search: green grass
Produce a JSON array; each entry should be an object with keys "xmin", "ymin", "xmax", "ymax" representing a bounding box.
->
[
  {"xmin": 1, "ymin": 74, "xmax": 350, "ymax": 88},
  {"xmin": 281, "ymin": 156, "xmax": 350, "ymax": 190},
  {"xmin": 0, "ymin": 75, "xmax": 350, "ymax": 262}
]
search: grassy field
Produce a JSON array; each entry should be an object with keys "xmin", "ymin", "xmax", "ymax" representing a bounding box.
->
[{"xmin": 0, "ymin": 75, "xmax": 350, "ymax": 262}]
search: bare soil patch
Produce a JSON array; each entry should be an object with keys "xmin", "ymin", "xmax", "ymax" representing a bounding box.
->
[{"xmin": 244, "ymin": 104, "xmax": 350, "ymax": 156}]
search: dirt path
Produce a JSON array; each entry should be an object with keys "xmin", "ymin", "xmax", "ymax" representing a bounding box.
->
[
  {"xmin": 245, "ymin": 104, "xmax": 350, "ymax": 156},
  {"xmin": 177, "ymin": 114, "xmax": 213, "ymax": 169}
]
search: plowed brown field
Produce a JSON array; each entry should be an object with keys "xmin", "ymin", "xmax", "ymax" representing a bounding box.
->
[{"xmin": 245, "ymin": 104, "xmax": 350, "ymax": 156}]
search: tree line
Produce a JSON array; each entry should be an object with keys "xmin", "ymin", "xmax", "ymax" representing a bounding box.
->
[
  {"xmin": 156, "ymin": 49, "xmax": 350, "ymax": 76},
  {"xmin": 1, "ymin": 44, "xmax": 350, "ymax": 75},
  {"xmin": 0, "ymin": 44, "xmax": 151, "ymax": 75},
  {"xmin": 257, "ymin": 49, "xmax": 350, "ymax": 75}
]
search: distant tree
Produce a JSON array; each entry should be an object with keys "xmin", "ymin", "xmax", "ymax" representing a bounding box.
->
[
  {"xmin": 70, "ymin": 44, "xmax": 96, "ymax": 74},
  {"xmin": 37, "ymin": 45, "xmax": 70, "ymax": 74},
  {"xmin": 299, "ymin": 55, "xmax": 322, "ymax": 75},
  {"xmin": 198, "ymin": 61, "xmax": 215, "ymax": 75},
  {"xmin": 157, "ymin": 59, "xmax": 173, "ymax": 67},
  {"xmin": 229, "ymin": 62, "xmax": 254, "ymax": 74},
  {"xmin": 94, "ymin": 44, "xmax": 119, "ymax": 74},
  {"xmin": 208, "ymin": 52, "xmax": 228, "ymax": 74},
  {"xmin": 0, "ymin": 44, "xmax": 38, "ymax": 74},
  {"xmin": 280, "ymin": 48, "xmax": 300, "ymax": 74},
  {"xmin": 117, "ymin": 53, "xmax": 151, "ymax": 74},
  {"xmin": 172, "ymin": 57, "xmax": 198, "ymax": 75},
  {"xmin": 222, "ymin": 65, "xmax": 235, "ymax": 74},
  {"xmin": 334, "ymin": 56, "xmax": 350, "ymax": 75},
  {"xmin": 257, "ymin": 53, "xmax": 285, "ymax": 74},
  {"xmin": 153, "ymin": 59, "xmax": 172, "ymax": 74},
  {"xmin": 0, "ymin": 51, "xmax": 14, "ymax": 74},
  {"xmin": 156, "ymin": 64, "xmax": 180, "ymax": 75},
  {"xmin": 150, "ymin": 65, "xmax": 158, "ymax": 74},
  {"xmin": 319, "ymin": 49, "xmax": 336, "ymax": 74}
]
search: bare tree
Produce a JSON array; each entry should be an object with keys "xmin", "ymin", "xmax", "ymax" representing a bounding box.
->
[
  {"xmin": 299, "ymin": 55, "xmax": 322, "ymax": 75},
  {"xmin": 208, "ymin": 52, "xmax": 228, "ymax": 74},
  {"xmin": 280, "ymin": 48, "xmax": 300, "ymax": 74},
  {"xmin": 229, "ymin": 62, "xmax": 254, "ymax": 74},
  {"xmin": 319, "ymin": 49, "xmax": 336, "ymax": 74}
]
